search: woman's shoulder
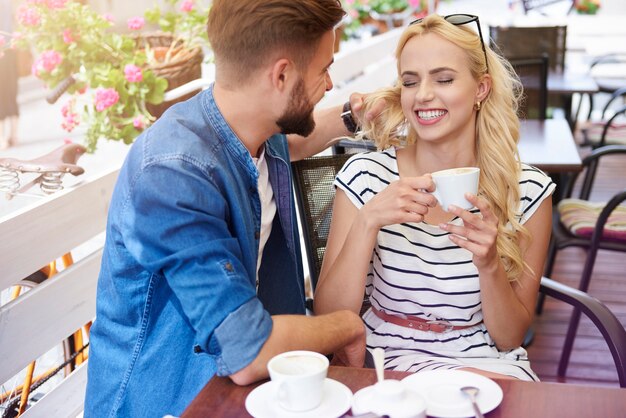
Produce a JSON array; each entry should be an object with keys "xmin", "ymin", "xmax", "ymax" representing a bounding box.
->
[
  {"xmin": 518, "ymin": 163, "xmax": 554, "ymax": 188},
  {"xmin": 340, "ymin": 147, "xmax": 398, "ymax": 174},
  {"xmin": 517, "ymin": 163, "xmax": 556, "ymax": 222}
]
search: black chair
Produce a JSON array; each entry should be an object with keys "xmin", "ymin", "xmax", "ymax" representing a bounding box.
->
[
  {"xmin": 510, "ymin": 55, "xmax": 549, "ymax": 120},
  {"xmin": 589, "ymin": 53, "xmax": 626, "ymax": 97},
  {"xmin": 539, "ymin": 277, "xmax": 626, "ymax": 387},
  {"xmin": 291, "ymin": 153, "xmax": 352, "ymax": 290},
  {"xmin": 538, "ymin": 145, "xmax": 626, "ymax": 379},
  {"xmin": 332, "ymin": 138, "xmax": 377, "ymax": 156},
  {"xmin": 579, "ymin": 87, "xmax": 626, "ymax": 148},
  {"xmin": 490, "ymin": 25, "xmax": 567, "ymax": 73},
  {"xmin": 521, "ymin": 0, "xmax": 575, "ymax": 15},
  {"xmin": 292, "ymin": 154, "xmax": 626, "ymax": 386},
  {"xmin": 571, "ymin": 55, "xmax": 626, "ymax": 133}
]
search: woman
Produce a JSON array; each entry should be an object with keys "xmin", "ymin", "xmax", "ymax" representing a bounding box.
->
[{"xmin": 314, "ymin": 14, "xmax": 554, "ymax": 381}]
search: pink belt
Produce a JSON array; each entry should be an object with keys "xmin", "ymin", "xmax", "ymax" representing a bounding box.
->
[{"xmin": 372, "ymin": 306, "xmax": 482, "ymax": 333}]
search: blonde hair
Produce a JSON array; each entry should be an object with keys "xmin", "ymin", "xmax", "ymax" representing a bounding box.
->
[{"xmin": 359, "ymin": 14, "xmax": 529, "ymax": 282}]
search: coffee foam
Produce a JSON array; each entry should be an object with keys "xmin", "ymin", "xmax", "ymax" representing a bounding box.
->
[{"xmin": 271, "ymin": 355, "xmax": 326, "ymax": 376}]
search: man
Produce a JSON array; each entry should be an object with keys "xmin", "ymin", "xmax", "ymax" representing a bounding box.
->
[{"xmin": 84, "ymin": 1, "xmax": 366, "ymax": 416}]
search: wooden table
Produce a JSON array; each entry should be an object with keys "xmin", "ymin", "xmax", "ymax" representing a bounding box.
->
[
  {"xmin": 518, "ymin": 119, "xmax": 582, "ymax": 174},
  {"xmin": 182, "ymin": 366, "xmax": 626, "ymax": 418},
  {"xmin": 547, "ymin": 71, "xmax": 599, "ymax": 131}
]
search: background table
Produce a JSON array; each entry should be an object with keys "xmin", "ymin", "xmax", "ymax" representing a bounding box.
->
[
  {"xmin": 182, "ymin": 366, "xmax": 626, "ymax": 418},
  {"xmin": 518, "ymin": 119, "xmax": 582, "ymax": 174}
]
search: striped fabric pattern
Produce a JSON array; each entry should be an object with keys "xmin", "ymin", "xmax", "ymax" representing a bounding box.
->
[
  {"xmin": 581, "ymin": 121, "xmax": 626, "ymax": 146},
  {"xmin": 335, "ymin": 148, "xmax": 555, "ymax": 380},
  {"xmin": 558, "ymin": 198, "xmax": 626, "ymax": 241}
]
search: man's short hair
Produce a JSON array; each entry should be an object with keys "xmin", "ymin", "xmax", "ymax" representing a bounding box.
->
[{"xmin": 207, "ymin": 0, "xmax": 344, "ymax": 83}]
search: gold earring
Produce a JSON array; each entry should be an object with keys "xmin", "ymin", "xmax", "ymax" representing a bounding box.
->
[{"xmin": 475, "ymin": 101, "xmax": 481, "ymax": 111}]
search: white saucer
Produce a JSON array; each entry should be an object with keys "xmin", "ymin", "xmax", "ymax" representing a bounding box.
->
[
  {"xmin": 245, "ymin": 378, "xmax": 352, "ymax": 418},
  {"xmin": 352, "ymin": 380, "xmax": 426, "ymax": 418},
  {"xmin": 402, "ymin": 370, "xmax": 503, "ymax": 418}
]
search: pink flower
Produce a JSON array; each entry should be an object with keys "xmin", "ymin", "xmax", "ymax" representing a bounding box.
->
[
  {"xmin": 133, "ymin": 116, "xmax": 146, "ymax": 130},
  {"xmin": 61, "ymin": 99, "xmax": 80, "ymax": 132},
  {"xmin": 17, "ymin": 6, "xmax": 41, "ymax": 27},
  {"xmin": 180, "ymin": 0, "xmax": 194, "ymax": 12},
  {"xmin": 26, "ymin": 0, "xmax": 47, "ymax": 5},
  {"xmin": 408, "ymin": 0, "xmax": 422, "ymax": 8},
  {"xmin": 63, "ymin": 138, "xmax": 73, "ymax": 144},
  {"xmin": 47, "ymin": 0, "xmax": 70, "ymax": 9},
  {"xmin": 0, "ymin": 37, "xmax": 5, "ymax": 48},
  {"xmin": 62, "ymin": 28, "xmax": 75, "ymax": 44},
  {"xmin": 41, "ymin": 50, "xmax": 63, "ymax": 71},
  {"xmin": 31, "ymin": 50, "xmax": 63, "ymax": 76},
  {"xmin": 124, "ymin": 64, "xmax": 143, "ymax": 83},
  {"xmin": 94, "ymin": 88, "xmax": 120, "ymax": 112},
  {"xmin": 127, "ymin": 17, "xmax": 145, "ymax": 31},
  {"xmin": 103, "ymin": 13, "xmax": 115, "ymax": 23}
]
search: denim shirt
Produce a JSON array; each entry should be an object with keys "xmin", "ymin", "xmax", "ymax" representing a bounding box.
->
[{"xmin": 85, "ymin": 85, "xmax": 305, "ymax": 417}]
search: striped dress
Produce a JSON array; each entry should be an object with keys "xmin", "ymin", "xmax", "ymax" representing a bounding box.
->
[{"xmin": 334, "ymin": 148, "xmax": 555, "ymax": 381}]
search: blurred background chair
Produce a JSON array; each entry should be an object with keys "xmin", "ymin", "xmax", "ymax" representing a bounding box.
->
[
  {"xmin": 490, "ymin": 24, "xmax": 567, "ymax": 73},
  {"xmin": 332, "ymin": 138, "xmax": 377, "ymax": 155},
  {"xmin": 578, "ymin": 87, "xmax": 626, "ymax": 148},
  {"xmin": 538, "ymin": 145, "xmax": 626, "ymax": 378},
  {"xmin": 589, "ymin": 53, "xmax": 626, "ymax": 98},
  {"xmin": 510, "ymin": 55, "xmax": 550, "ymax": 120},
  {"xmin": 520, "ymin": 0, "xmax": 575, "ymax": 15}
]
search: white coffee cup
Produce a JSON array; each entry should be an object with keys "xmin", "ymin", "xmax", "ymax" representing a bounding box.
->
[
  {"xmin": 431, "ymin": 167, "xmax": 480, "ymax": 211},
  {"xmin": 267, "ymin": 350, "xmax": 329, "ymax": 412}
]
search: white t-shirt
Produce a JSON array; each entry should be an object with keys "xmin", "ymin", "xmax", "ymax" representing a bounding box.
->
[{"xmin": 252, "ymin": 148, "xmax": 276, "ymax": 288}]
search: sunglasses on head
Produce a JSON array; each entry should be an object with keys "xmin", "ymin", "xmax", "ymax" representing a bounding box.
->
[{"xmin": 410, "ymin": 14, "xmax": 489, "ymax": 72}]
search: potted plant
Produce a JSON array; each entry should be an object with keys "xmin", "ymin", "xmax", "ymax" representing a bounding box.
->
[
  {"xmin": 574, "ymin": 0, "xmax": 601, "ymax": 14},
  {"xmin": 368, "ymin": 0, "xmax": 424, "ymax": 29},
  {"xmin": 1, "ymin": 0, "xmax": 210, "ymax": 153}
]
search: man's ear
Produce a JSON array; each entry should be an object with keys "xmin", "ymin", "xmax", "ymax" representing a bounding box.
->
[{"xmin": 270, "ymin": 58, "xmax": 294, "ymax": 92}]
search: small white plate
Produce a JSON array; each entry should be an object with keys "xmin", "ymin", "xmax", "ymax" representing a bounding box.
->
[
  {"xmin": 245, "ymin": 377, "xmax": 352, "ymax": 418},
  {"xmin": 402, "ymin": 370, "xmax": 503, "ymax": 418}
]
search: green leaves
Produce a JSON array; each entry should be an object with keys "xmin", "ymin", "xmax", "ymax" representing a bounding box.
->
[{"xmin": 9, "ymin": 0, "xmax": 208, "ymax": 153}]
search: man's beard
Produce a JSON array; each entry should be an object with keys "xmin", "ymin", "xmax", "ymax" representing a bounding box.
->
[{"xmin": 276, "ymin": 77, "xmax": 316, "ymax": 137}]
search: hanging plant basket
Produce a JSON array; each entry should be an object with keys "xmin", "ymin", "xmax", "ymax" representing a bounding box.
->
[{"xmin": 135, "ymin": 32, "xmax": 204, "ymax": 118}]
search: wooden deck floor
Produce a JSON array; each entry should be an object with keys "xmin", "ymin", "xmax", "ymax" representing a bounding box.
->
[{"xmin": 526, "ymin": 151, "xmax": 626, "ymax": 387}]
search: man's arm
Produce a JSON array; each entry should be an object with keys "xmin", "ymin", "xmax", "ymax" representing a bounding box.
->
[{"xmin": 229, "ymin": 310, "xmax": 365, "ymax": 385}]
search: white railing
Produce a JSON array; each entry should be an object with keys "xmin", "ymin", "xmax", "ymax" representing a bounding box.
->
[{"xmin": 0, "ymin": 165, "xmax": 119, "ymax": 417}]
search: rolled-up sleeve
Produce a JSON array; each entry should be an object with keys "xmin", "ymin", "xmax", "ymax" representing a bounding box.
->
[{"xmin": 212, "ymin": 298, "xmax": 272, "ymax": 375}]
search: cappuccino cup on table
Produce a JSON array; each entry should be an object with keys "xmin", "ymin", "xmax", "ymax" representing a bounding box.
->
[
  {"xmin": 431, "ymin": 167, "xmax": 480, "ymax": 211},
  {"xmin": 267, "ymin": 350, "xmax": 329, "ymax": 412}
]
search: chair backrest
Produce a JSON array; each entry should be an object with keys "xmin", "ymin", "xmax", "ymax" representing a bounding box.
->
[
  {"xmin": 510, "ymin": 55, "xmax": 549, "ymax": 120},
  {"xmin": 521, "ymin": 0, "xmax": 574, "ymax": 15},
  {"xmin": 0, "ymin": 166, "xmax": 118, "ymax": 417},
  {"xmin": 561, "ymin": 145, "xmax": 626, "ymax": 200},
  {"xmin": 291, "ymin": 154, "xmax": 352, "ymax": 290},
  {"xmin": 540, "ymin": 276, "xmax": 626, "ymax": 387},
  {"xmin": 490, "ymin": 25, "xmax": 567, "ymax": 72}
]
